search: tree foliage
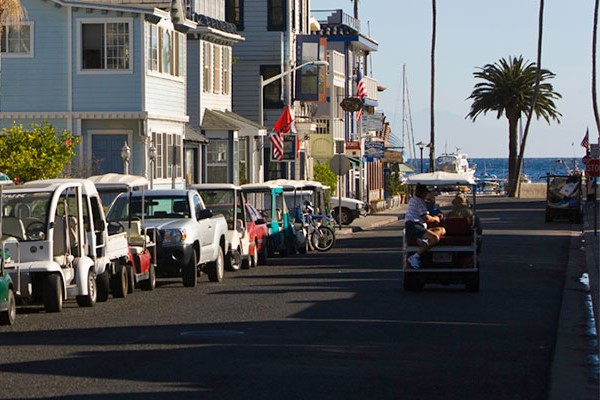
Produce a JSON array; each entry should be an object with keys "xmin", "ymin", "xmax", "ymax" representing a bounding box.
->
[
  {"xmin": 313, "ymin": 162, "xmax": 337, "ymax": 193},
  {"xmin": 466, "ymin": 56, "xmax": 561, "ymax": 197},
  {"xmin": 0, "ymin": 122, "xmax": 80, "ymax": 182}
]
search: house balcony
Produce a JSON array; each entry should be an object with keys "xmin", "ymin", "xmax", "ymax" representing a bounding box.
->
[
  {"xmin": 312, "ymin": 9, "xmax": 360, "ymax": 32},
  {"xmin": 363, "ymin": 75, "xmax": 378, "ymax": 102},
  {"xmin": 329, "ymin": 50, "xmax": 345, "ymax": 88},
  {"xmin": 314, "ymin": 116, "xmax": 344, "ymax": 141}
]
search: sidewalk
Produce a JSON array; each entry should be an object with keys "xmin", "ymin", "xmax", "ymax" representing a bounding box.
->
[{"xmin": 337, "ymin": 197, "xmax": 600, "ymax": 399}]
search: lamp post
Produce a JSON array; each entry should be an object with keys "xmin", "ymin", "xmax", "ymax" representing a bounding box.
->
[
  {"xmin": 121, "ymin": 141, "xmax": 130, "ymax": 174},
  {"xmin": 416, "ymin": 141, "xmax": 430, "ymax": 173},
  {"xmin": 148, "ymin": 144, "xmax": 157, "ymax": 189},
  {"xmin": 258, "ymin": 60, "xmax": 329, "ymax": 127}
]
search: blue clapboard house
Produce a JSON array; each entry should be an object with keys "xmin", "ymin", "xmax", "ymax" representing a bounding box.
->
[{"xmin": 0, "ymin": 0, "xmax": 196, "ymax": 188}]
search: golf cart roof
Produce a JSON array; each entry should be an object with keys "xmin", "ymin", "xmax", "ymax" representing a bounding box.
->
[
  {"xmin": 405, "ymin": 171, "xmax": 476, "ymax": 186},
  {"xmin": 88, "ymin": 173, "xmax": 149, "ymax": 191},
  {"xmin": 241, "ymin": 181, "xmax": 283, "ymax": 192},
  {"xmin": 189, "ymin": 183, "xmax": 241, "ymax": 191}
]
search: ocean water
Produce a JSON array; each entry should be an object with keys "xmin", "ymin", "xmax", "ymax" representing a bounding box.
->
[{"xmin": 408, "ymin": 157, "xmax": 584, "ymax": 183}]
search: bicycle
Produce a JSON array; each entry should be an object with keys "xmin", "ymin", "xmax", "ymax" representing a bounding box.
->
[{"xmin": 302, "ymin": 204, "xmax": 335, "ymax": 252}]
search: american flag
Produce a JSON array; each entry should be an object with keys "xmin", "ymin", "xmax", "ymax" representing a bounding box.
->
[
  {"xmin": 270, "ymin": 106, "xmax": 296, "ymax": 161},
  {"xmin": 580, "ymin": 128, "xmax": 590, "ymax": 151},
  {"xmin": 270, "ymin": 131, "xmax": 284, "ymax": 161},
  {"xmin": 355, "ymin": 66, "xmax": 367, "ymax": 120}
]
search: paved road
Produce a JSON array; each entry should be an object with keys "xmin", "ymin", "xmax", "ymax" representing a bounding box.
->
[{"xmin": 0, "ymin": 197, "xmax": 596, "ymax": 399}]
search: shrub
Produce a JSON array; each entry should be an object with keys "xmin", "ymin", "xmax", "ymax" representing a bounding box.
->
[{"xmin": 0, "ymin": 122, "xmax": 80, "ymax": 183}]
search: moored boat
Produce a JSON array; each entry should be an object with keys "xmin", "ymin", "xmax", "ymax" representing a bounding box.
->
[{"xmin": 435, "ymin": 151, "xmax": 476, "ymax": 178}]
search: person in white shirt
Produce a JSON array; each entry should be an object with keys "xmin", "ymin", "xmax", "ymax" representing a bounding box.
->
[{"xmin": 404, "ymin": 184, "xmax": 446, "ymax": 268}]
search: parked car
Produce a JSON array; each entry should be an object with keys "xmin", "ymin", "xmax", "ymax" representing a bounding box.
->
[
  {"xmin": 106, "ymin": 190, "xmax": 229, "ymax": 287},
  {"xmin": 330, "ymin": 196, "xmax": 368, "ymax": 225},
  {"xmin": 245, "ymin": 203, "xmax": 269, "ymax": 266}
]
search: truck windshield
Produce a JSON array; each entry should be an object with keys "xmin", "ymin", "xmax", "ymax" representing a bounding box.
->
[{"xmin": 107, "ymin": 194, "xmax": 190, "ymax": 220}]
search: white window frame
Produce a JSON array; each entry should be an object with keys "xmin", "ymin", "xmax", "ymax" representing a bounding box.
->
[
  {"xmin": 146, "ymin": 22, "xmax": 184, "ymax": 80},
  {"xmin": 1, "ymin": 22, "xmax": 34, "ymax": 58},
  {"xmin": 202, "ymin": 42, "xmax": 212, "ymax": 93},
  {"xmin": 213, "ymin": 45, "xmax": 222, "ymax": 94},
  {"xmin": 222, "ymin": 46, "xmax": 231, "ymax": 95},
  {"xmin": 78, "ymin": 18, "xmax": 133, "ymax": 74}
]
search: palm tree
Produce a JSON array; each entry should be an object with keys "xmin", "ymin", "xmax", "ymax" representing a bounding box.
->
[
  {"xmin": 515, "ymin": 0, "xmax": 545, "ymax": 197},
  {"xmin": 593, "ymin": 0, "xmax": 600, "ymax": 135},
  {"xmin": 466, "ymin": 56, "xmax": 561, "ymax": 197},
  {"xmin": 429, "ymin": 0, "xmax": 437, "ymax": 170}
]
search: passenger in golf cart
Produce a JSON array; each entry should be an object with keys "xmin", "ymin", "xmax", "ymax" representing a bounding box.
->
[{"xmin": 404, "ymin": 184, "xmax": 446, "ymax": 269}]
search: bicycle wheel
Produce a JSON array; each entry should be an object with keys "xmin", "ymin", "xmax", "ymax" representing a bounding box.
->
[{"xmin": 310, "ymin": 226, "xmax": 335, "ymax": 251}]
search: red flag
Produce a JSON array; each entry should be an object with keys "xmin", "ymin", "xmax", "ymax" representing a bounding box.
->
[
  {"xmin": 580, "ymin": 128, "xmax": 590, "ymax": 150},
  {"xmin": 355, "ymin": 66, "xmax": 367, "ymax": 120},
  {"xmin": 270, "ymin": 106, "xmax": 296, "ymax": 161}
]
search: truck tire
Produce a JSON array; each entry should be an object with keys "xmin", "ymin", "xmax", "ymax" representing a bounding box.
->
[
  {"xmin": 76, "ymin": 269, "xmax": 97, "ymax": 307},
  {"xmin": 96, "ymin": 271, "xmax": 110, "ymax": 302},
  {"xmin": 43, "ymin": 274, "xmax": 63, "ymax": 313},
  {"xmin": 182, "ymin": 250, "xmax": 198, "ymax": 287},
  {"xmin": 0, "ymin": 289, "xmax": 16, "ymax": 325},
  {"xmin": 110, "ymin": 265, "xmax": 128, "ymax": 298},
  {"xmin": 207, "ymin": 246, "xmax": 225, "ymax": 283},
  {"xmin": 140, "ymin": 263, "xmax": 156, "ymax": 291}
]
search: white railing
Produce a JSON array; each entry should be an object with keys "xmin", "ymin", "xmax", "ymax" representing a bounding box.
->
[
  {"xmin": 314, "ymin": 116, "xmax": 344, "ymax": 141},
  {"xmin": 363, "ymin": 76, "xmax": 378, "ymax": 101},
  {"xmin": 330, "ymin": 51, "xmax": 345, "ymax": 82}
]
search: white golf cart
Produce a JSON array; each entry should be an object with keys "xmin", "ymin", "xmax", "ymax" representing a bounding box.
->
[
  {"xmin": 189, "ymin": 183, "xmax": 251, "ymax": 270},
  {"xmin": 403, "ymin": 172, "xmax": 480, "ymax": 292},
  {"xmin": 89, "ymin": 173, "xmax": 157, "ymax": 294},
  {"xmin": 2, "ymin": 179, "xmax": 107, "ymax": 312}
]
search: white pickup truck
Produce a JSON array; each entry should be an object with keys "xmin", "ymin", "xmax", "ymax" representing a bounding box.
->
[{"xmin": 106, "ymin": 189, "xmax": 229, "ymax": 287}]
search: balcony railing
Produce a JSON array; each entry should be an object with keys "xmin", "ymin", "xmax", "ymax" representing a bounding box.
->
[
  {"xmin": 363, "ymin": 76, "xmax": 378, "ymax": 102},
  {"xmin": 314, "ymin": 116, "xmax": 344, "ymax": 142},
  {"xmin": 312, "ymin": 9, "xmax": 360, "ymax": 32}
]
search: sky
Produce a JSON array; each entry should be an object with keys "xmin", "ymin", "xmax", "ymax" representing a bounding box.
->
[{"xmin": 312, "ymin": 0, "xmax": 597, "ymax": 158}]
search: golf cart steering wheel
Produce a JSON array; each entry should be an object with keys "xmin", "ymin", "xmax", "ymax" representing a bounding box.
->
[{"xmin": 26, "ymin": 221, "xmax": 45, "ymax": 240}]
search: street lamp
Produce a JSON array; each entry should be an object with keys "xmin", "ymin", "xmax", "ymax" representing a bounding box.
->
[
  {"xmin": 148, "ymin": 143, "xmax": 157, "ymax": 189},
  {"xmin": 121, "ymin": 141, "xmax": 130, "ymax": 174},
  {"xmin": 416, "ymin": 141, "xmax": 430, "ymax": 173},
  {"xmin": 259, "ymin": 60, "xmax": 329, "ymax": 127}
]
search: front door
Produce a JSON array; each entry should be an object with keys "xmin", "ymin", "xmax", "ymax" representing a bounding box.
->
[{"xmin": 92, "ymin": 134, "xmax": 128, "ymax": 174}]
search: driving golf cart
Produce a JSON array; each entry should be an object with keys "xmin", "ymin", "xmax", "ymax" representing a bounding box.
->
[{"xmin": 403, "ymin": 172, "xmax": 480, "ymax": 292}]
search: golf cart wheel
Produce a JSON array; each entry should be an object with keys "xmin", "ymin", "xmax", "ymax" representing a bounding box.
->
[
  {"xmin": 110, "ymin": 265, "xmax": 128, "ymax": 298},
  {"xmin": 465, "ymin": 271, "xmax": 480, "ymax": 292},
  {"xmin": 96, "ymin": 271, "xmax": 110, "ymax": 302},
  {"xmin": 403, "ymin": 273, "xmax": 421, "ymax": 291},
  {"xmin": 76, "ymin": 269, "xmax": 97, "ymax": 307},
  {"xmin": 0, "ymin": 289, "xmax": 16, "ymax": 325},
  {"xmin": 43, "ymin": 274, "xmax": 63, "ymax": 313},
  {"xmin": 140, "ymin": 263, "xmax": 156, "ymax": 291}
]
